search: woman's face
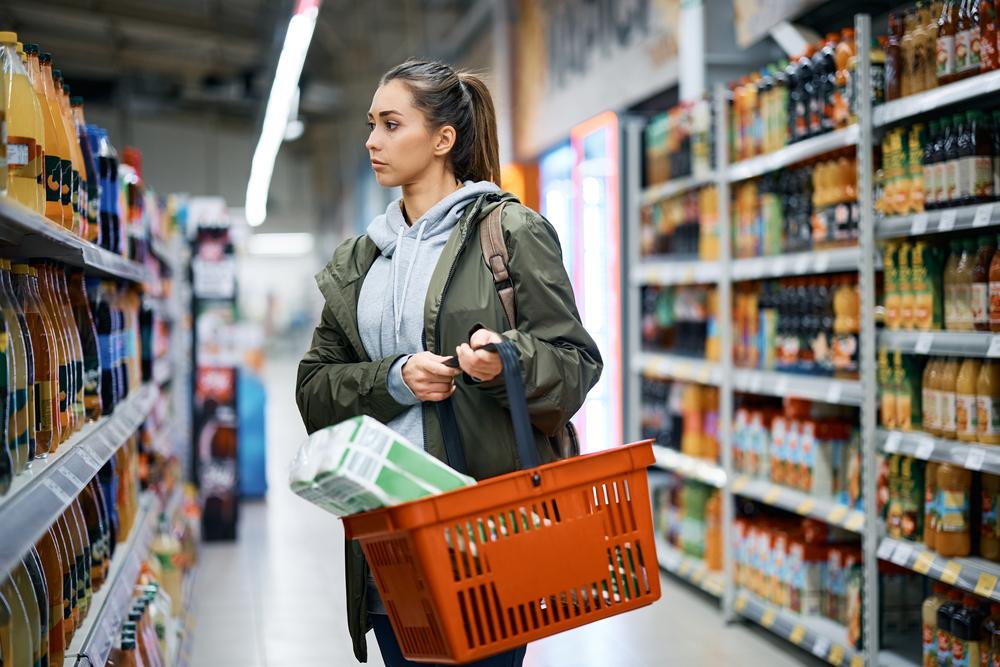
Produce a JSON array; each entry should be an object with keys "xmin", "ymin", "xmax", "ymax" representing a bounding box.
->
[{"xmin": 366, "ymin": 79, "xmax": 454, "ymax": 188}]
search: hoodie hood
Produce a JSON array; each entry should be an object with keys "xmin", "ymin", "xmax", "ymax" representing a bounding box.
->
[{"xmin": 366, "ymin": 180, "xmax": 500, "ymax": 257}]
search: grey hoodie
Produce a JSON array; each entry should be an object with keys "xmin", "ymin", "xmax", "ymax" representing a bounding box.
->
[{"xmin": 357, "ymin": 180, "xmax": 500, "ymax": 449}]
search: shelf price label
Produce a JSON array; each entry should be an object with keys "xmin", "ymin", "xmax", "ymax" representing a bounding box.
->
[
  {"xmin": 828, "ymin": 644, "xmax": 845, "ymax": 665},
  {"xmin": 975, "ymin": 572, "xmax": 998, "ymax": 598},
  {"xmin": 850, "ymin": 656, "xmax": 865, "ymax": 667},
  {"xmin": 812, "ymin": 637, "xmax": 832, "ymax": 659},
  {"xmin": 763, "ymin": 487, "xmax": 781, "ymax": 504},
  {"xmin": 891, "ymin": 541, "xmax": 914, "ymax": 566},
  {"xmin": 939, "ymin": 209, "xmax": 958, "ymax": 231},
  {"xmin": 772, "ymin": 257, "xmax": 787, "ymax": 276},
  {"xmin": 974, "ymin": 203, "xmax": 995, "ymax": 228},
  {"xmin": 797, "ymin": 498, "xmax": 816, "ymax": 515},
  {"xmin": 760, "ymin": 608, "xmax": 776, "ymax": 628},
  {"xmin": 42, "ymin": 478, "xmax": 72, "ymax": 505},
  {"xmin": 734, "ymin": 594, "xmax": 747, "ymax": 613},
  {"xmin": 877, "ymin": 540, "xmax": 897, "ymax": 560},
  {"xmin": 967, "ymin": 448, "xmax": 987, "ymax": 471},
  {"xmin": 825, "ymin": 382, "xmax": 843, "ymax": 404},
  {"xmin": 941, "ymin": 561, "xmax": 962, "ymax": 585},
  {"xmin": 679, "ymin": 560, "xmax": 693, "ymax": 576},
  {"xmin": 914, "ymin": 551, "xmax": 936, "ymax": 575},
  {"xmin": 790, "ymin": 624, "xmax": 806, "ymax": 645},
  {"xmin": 989, "ymin": 336, "xmax": 1000, "ymax": 358},
  {"xmin": 794, "ymin": 254, "xmax": 810, "ymax": 274},
  {"xmin": 884, "ymin": 431, "xmax": 902, "ymax": 453},
  {"xmin": 915, "ymin": 436, "xmax": 936, "ymax": 460},
  {"xmin": 775, "ymin": 376, "xmax": 790, "ymax": 396},
  {"xmin": 911, "ymin": 213, "xmax": 930, "ymax": 235},
  {"xmin": 844, "ymin": 512, "xmax": 865, "ymax": 532},
  {"xmin": 828, "ymin": 505, "xmax": 849, "ymax": 525},
  {"xmin": 732, "ymin": 476, "xmax": 749, "ymax": 493},
  {"xmin": 58, "ymin": 467, "xmax": 85, "ymax": 489},
  {"xmin": 915, "ymin": 332, "xmax": 935, "ymax": 354}
]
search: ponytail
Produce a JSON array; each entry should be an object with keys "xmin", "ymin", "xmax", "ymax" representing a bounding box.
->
[{"xmin": 381, "ymin": 60, "xmax": 502, "ymax": 186}]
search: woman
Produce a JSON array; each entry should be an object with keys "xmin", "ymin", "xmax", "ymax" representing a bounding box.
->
[{"xmin": 296, "ymin": 60, "xmax": 602, "ymax": 666}]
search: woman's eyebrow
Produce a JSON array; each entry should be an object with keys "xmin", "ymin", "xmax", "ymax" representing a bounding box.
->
[{"xmin": 369, "ymin": 109, "xmax": 401, "ymax": 117}]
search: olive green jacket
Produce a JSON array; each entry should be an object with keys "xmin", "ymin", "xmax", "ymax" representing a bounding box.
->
[{"xmin": 295, "ymin": 191, "xmax": 602, "ymax": 662}]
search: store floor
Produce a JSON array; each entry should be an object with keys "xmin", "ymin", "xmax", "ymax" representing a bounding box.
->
[{"xmin": 189, "ymin": 353, "xmax": 825, "ymax": 667}]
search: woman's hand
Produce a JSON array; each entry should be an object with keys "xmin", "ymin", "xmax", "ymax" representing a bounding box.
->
[
  {"xmin": 401, "ymin": 352, "xmax": 462, "ymax": 402},
  {"xmin": 456, "ymin": 328, "xmax": 504, "ymax": 383}
]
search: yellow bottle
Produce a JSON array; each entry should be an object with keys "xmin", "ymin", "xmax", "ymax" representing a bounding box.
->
[
  {"xmin": 898, "ymin": 242, "xmax": 915, "ymax": 330},
  {"xmin": 884, "ymin": 242, "xmax": 901, "ymax": 329},
  {"xmin": 956, "ymin": 357, "xmax": 982, "ymax": 442},
  {"xmin": 940, "ymin": 357, "xmax": 960, "ymax": 440},
  {"xmin": 0, "ymin": 33, "xmax": 45, "ymax": 213},
  {"xmin": 978, "ymin": 359, "xmax": 1000, "ymax": 445},
  {"xmin": 53, "ymin": 73, "xmax": 84, "ymax": 237},
  {"xmin": 880, "ymin": 347, "xmax": 897, "ymax": 429},
  {"xmin": 924, "ymin": 357, "xmax": 940, "ymax": 435},
  {"xmin": 36, "ymin": 52, "xmax": 72, "ymax": 227}
]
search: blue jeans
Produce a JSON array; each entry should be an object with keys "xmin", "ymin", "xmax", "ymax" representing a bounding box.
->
[{"xmin": 371, "ymin": 614, "xmax": 527, "ymax": 667}]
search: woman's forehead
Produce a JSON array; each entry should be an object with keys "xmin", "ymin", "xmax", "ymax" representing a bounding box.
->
[{"xmin": 368, "ymin": 80, "xmax": 413, "ymax": 116}]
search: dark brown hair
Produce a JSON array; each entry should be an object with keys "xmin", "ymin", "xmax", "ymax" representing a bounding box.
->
[{"xmin": 380, "ymin": 60, "xmax": 501, "ymax": 186}]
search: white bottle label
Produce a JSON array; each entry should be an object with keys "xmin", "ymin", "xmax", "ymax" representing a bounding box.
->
[
  {"xmin": 973, "ymin": 283, "xmax": 990, "ymax": 325},
  {"xmin": 941, "ymin": 391, "xmax": 957, "ymax": 432},
  {"xmin": 957, "ymin": 393, "xmax": 978, "ymax": 437},
  {"xmin": 955, "ymin": 284, "xmax": 973, "ymax": 325},
  {"xmin": 978, "ymin": 395, "xmax": 1000, "ymax": 437},
  {"xmin": 924, "ymin": 387, "xmax": 939, "ymax": 431}
]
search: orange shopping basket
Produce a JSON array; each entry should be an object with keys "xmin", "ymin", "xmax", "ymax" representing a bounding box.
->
[{"xmin": 342, "ymin": 340, "xmax": 661, "ymax": 664}]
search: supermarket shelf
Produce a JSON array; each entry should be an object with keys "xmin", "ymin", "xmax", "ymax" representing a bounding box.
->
[
  {"xmin": 640, "ymin": 172, "xmax": 718, "ymax": 207},
  {"xmin": 635, "ymin": 350, "xmax": 723, "ymax": 385},
  {"xmin": 631, "ymin": 259, "xmax": 721, "ymax": 286},
  {"xmin": 0, "ymin": 383, "xmax": 159, "ymax": 581},
  {"xmin": 734, "ymin": 589, "xmax": 863, "ymax": 667},
  {"xmin": 726, "ymin": 125, "xmax": 859, "ymax": 182},
  {"xmin": 732, "ymin": 369, "xmax": 862, "ymax": 406},
  {"xmin": 651, "ymin": 445, "xmax": 727, "ymax": 488},
  {"xmin": 67, "ymin": 491, "xmax": 161, "ymax": 667},
  {"xmin": 876, "ymin": 202, "xmax": 1000, "ymax": 239},
  {"xmin": 0, "ymin": 197, "xmax": 154, "ymax": 284},
  {"xmin": 879, "ymin": 329, "xmax": 1000, "ymax": 357},
  {"xmin": 732, "ymin": 475, "xmax": 865, "ymax": 534},
  {"xmin": 731, "ymin": 246, "xmax": 861, "ymax": 281},
  {"xmin": 873, "ymin": 68, "xmax": 1000, "ymax": 128},
  {"xmin": 877, "ymin": 537, "xmax": 1000, "ymax": 605},
  {"xmin": 653, "ymin": 535, "xmax": 724, "ymax": 598},
  {"xmin": 879, "ymin": 428, "xmax": 1000, "ymax": 476}
]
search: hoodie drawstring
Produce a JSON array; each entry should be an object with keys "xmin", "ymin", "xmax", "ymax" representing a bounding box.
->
[{"xmin": 393, "ymin": 219, "xmax": 427, "ymax": 344}]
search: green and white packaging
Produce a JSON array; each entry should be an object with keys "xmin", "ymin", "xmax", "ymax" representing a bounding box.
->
[{"xmin": 289, "ymin": 415, "xmax": 476, "ymax": 517}]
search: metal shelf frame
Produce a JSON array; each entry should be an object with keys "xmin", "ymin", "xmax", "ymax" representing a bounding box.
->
[
  {"xmin": 626, "ymin": 13, "xmax": 1000, "ymax": 665},
  {"xmin": 0, "ymin": 384, "xmax": 159, "ymax": 582},
  {"xmin": 0, "ymin": 198, "xmax": 154, "ymax": 284}
]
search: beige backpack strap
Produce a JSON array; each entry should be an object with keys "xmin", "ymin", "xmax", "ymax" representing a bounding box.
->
[{"xmin": 479, "ymin": 202, "xmax": 516, "ymax": 328}]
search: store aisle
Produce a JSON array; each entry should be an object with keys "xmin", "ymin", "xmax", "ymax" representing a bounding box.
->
[{"xmin": 189, "ymin": 354, "xmax": 823, "ymax": 667}]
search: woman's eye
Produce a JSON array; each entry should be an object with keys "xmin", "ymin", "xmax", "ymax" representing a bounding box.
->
[
  {"xmin": 385, "ymin": 121, "xmax": 398, "ymax": 131},
  {"xmin": 366, "ymin": 121, "xmax": 375, "ymax": 131}
]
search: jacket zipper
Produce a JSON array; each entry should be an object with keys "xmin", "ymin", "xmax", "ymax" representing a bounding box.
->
[{"xmin": 420, "ymin": 193, "xmax": 500, "ymax": 453}]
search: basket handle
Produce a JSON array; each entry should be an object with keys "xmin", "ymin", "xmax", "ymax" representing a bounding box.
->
[{"xmin": 436, "ymin": 338, "xmax": 540, "ymax": 476}]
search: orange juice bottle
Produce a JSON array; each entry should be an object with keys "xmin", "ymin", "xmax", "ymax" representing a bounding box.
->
[
  {"xmin": 899, "ymin": 242, "xmax": 916, "ymax": 329},
  {"xmin": 53, "ymin": 73, "xmax": 85, "ymax": 238},
  {"xmin": 36, "ymin": 52, "xmax": 73, "ymax": 228},
  {"xmin": 956, "ymin": 357, "xmax": 982, "ymax": 441},
  {"xmin": 940, "ymin": 357, "xmax": 960, "ymax": 440},
  {"xmin": 0, "ymin": 33, "xmax": 45, "ymax": 213},
  {"xmin": 70, "ymin": 98, "xmax": 100, "ymax": 243},
  {"xmin": 978, "ymin": 358, "xmax": 1000, "ymax": 444}
]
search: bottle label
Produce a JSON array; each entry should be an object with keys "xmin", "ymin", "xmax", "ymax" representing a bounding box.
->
[
  {"xmin": 60, "ymin": 159, "xmax": 72, "ymax": 207},
  {"xmin": 6, "ymin": 135, "xmax": 33, "ymax": 168},
  {"xmin": 958, "ymin": 393, "xmax": 978, "ymax": 436},
  {"xmin": 975, "ymin": 156, "xmax": 994, "ymax": 198},
  {"xmin": 957, "ymin": 29, "xmax": 972, "ymax": 72},
  {"xmin": 955, "ymin": 284, "xmax": 973, "ymax": 324},
  {"xmin": 938, "ymin": 35, "xmax": 957, "ymax": 76},
  {"xmin": 924, "ymin": 623, "xmax": 936, "ymax": 666},
  {"xmin": 98, "ymin": 334, "xmax": 113, "ymax": 367},
  {"xmin": 981, "ymin": 490, "xmax": 998, "ymax": 538},
  {"xmin": 947, "ymin": 159, "xmax": 961, "ymax": 203},
  {"xmin": 960, "ymin": 156, "xmax": 977, "ymax": 200},
  {"xmin": 990, "ymin": 282, "xmax": 1000, "ymax": 326},
  {"xmin": 952, "ymin": 635, "xmax": 971, "ymax": 667},
  {"xmin": 979, "ymin": 395, "xmax": 1000, "ymax": 436},
  {"xmin": 940, "ymin": 628, "xmax": 953, "ymax": 664},
  {"xmin": 941, "ymin": 391, "xmax": 957, "ymax": 432},
  {"xmin": 973, "ymin": 283, "xmax": 990, "ymax": 324},
  {"xmin": 933, "ymin": 162, "xmax": 947, "ymax": 204},
  {"xmin": 967, "ymin": 26, "xmax": 982, "ymax": 71},
  {"xmin": 939, "ymin": 489, "xmax": 970, "ymax": 532},
  {"xmin": 45, "ymin": 155, "xmax": 62, "ymax": 204},
  {"xmin": 37, "ymin": 380, "xmax": 53, "ymax": 432},
  {"xmin": 924, "ymin": 387, "xmax": 939, "ymax": 431}
]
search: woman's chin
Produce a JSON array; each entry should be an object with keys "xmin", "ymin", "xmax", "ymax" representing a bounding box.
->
[{"xmin": 373, "ymin": 171, "xmax": 401, "ymax": 188}]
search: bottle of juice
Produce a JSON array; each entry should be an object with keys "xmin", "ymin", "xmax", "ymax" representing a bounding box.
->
[
  {"xmin": 53, "ymin": 72, "xmax": 84, "ymax": 237},
  {"xmin": 982, "ymin": 473, "xmax": 1000, "ymax": 560},
  {"xmin": 52, "ymin": 516, "xmax": 76, "ymax": 641},
  {"xmin": 927, "ymin": 461, "xmax": 941, "ymax": 550},
  {"xmin": 53, "ymin": 270, "xmax": 85, "ymax": 425},
  {"xmin": 941, "ymin": 357, "xmax": 960, "ymax": 439},
  {"xmin": 68, "ymin": 499, "xmax": 92, "ymax": 618},
  {"xmin": 68, "ymin": 273, "xmax": 101, "ymax": 422},
  {"xmin": 0, "ymin": 33, "xmax": 45, "ymax": 213},
  {"xmin": 902, "ymin": 10, "xmax": 919, "ymax": 98},
  {"xmin": 34, "ymin": 265, "xmax": 70, "ymax": 440},
  {"xmin": 24, "ymin": 549, "xmax": 49, "ymax": 666},
  {"xmin": 36, "ymin": 52, "xmax": 72, "ymax": 228},
  {"xmin": 925, "ymin": 120, "xmax": 941, "ymax": 210},
  {"xmin": 885, "ymin": 243, "xmax": 901, "ymax": 329},
  {"xmin": 70, "ymin": 97, "xmax": 100, "ymax": 245},
  {"xmin": 79, "ymin": 483, "xmax": 107, "ymax": 589},
  {"xmin": 979, "ymin": 359, "xmax": 1000, "ymax": 443},
  {"xmin": 985, "ymin": 602, "xmax": 1000, "ymax": 667},
  {"xmin": 925, "ymin": 357, "xmax": 940, "ymax": 434},
  {"xmin": 940, "ymin": 0, "xmax": 961, "ymax": 85},
  {"xmin": 957, "ymin": 356, "xmax": 982, "ymax": 440},
  {"xmin": 0, "ymin": 261, "xmax": 32, "ymax": 473},
  {"xmin": 925, "ymin": 583, "xmax": 949, "ymax": 666},
  {"xmin": 990, "ymin": 234, "xmax": 1000, "ymax": 331},
  {"xmin": 937, "ymin": 461, "xmax": 972, "ymax": 556},
  {"xmin": 888, "ymin": 12, "xmax": 905, "ymax": 100},
  {"xmin": 87, "ymin": 127, "xmax": 121, "ymax": 255},
  {"xmin": 12, "ymin": 265, "xmax": 54, "ymax": 458},
  {"xmin": 35, "ymin": 528, "xmax": 64, "ymax": 666},
  {"xmin": 901, "ymin": 243, "xmax": 916, "ymax": 329},
  {"xmin": 983, "ymin": 0, "xmax": 1000, "ymax": 71},
  {"xmin": 834, "ymin": 29, "xmax": 855, "ymax": 128},
  {"xmin": 973, "ymin": 235, "xmax": 996, "ymax": 330},
  {"xmin": 832, "ymin": 275, "xmax": 860, "ymax": 377},
  {"xmin": 946, "ymin": 240, "xmax": 963, "ymax": 329},
  {"xmin": 11, "ymin": 559, "xmax": 42, "ymax": 667},
  {"xmin": 952, "ymin": 594, "xmax": 985, "ymax": 666}
]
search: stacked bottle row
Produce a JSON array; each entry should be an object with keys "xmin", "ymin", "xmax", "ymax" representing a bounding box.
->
[
  {"xmin": 0, "ymin": 31, "xmax": 154, "ymax": 262},
  {"xmin": 883, "ymin": 1, "xmax": 1000, "ymax": 104},
  {"xmin": 734, "ymin": 397, "xmax": 862, "ymax": 506},
  {"xmin": 639, "ymin": 186, "xmax": 720, "ymax": 260},
  {"xmin": 879, "ymin": 352, "xmax": 1000, "ymax": 443},
  {"xmin": 920, "ymin": 584, "xmax": 1000, "ymax": 667},
  {"xmin": 652, "ymin": 477, "xmax": 723, "ymax": 571},
  {"xmin": 734, "ymin": 509, "xmax": 867, "ymax": 647},
  {"xmin": 877, "ymin": 110, "xmax": 1000, "ymax": 216},
  {"xmin": 882, "ymin": 453, "xmax": 1000, "ymax": 562},
  {"xmin": 640, "ymin": 285, "xmax": 719, "ymax": 360},
  {"xmin": 640, "ymin": 377, "xmax": 720, "ymax": 462},
  {"xmin": 0, "ymin": 436, "xmax": 139, "ymax": 666},
  {"xmin": 643, "ymin": 98, "xmax": 713, "ymax": 186},
  {"xmin": 732, "ymin": 152, "xmax": 859, "ymax": 258},
  {"xmin": 729, "ymin": 29, "xmax": 863, "ymax": 161},
  {"xmin": 106, "ymin": 580, "xmax": 176, "ymax": 667},
  {"xmin": 0, "ymin": 263, "xmax": 153, "ymax": 496},
  {"xmin": 734, "ymin": 274, "xmax": 861, "ymax": 378}
]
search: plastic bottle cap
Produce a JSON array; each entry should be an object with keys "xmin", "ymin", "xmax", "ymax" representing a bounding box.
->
[
  {"xmin": 0, "ymin": 32, "xmax": 18, "ymax": 44},
  {"xmin": 70, "ymin": 96, "xmax": 84, "ymax": 106},
  {"xmin": 39, "ymin": 52, "xmax": 51, "ymax": 64},
  {"xmin": 11, "ymin": 264, "xmax": 29, "ymax": 276},
  {"xmin": 23, "ymin": 43, "xmax": 37, "ymax": 55}
]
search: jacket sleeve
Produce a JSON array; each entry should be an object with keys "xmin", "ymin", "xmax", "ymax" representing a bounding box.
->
[
  {"xmin": 475, "ymin": 205, "xmax": 603, "ymax": 436},
  {"xmin": 296, "ymin": 300, "xmax": 410, "ymax": 435}
]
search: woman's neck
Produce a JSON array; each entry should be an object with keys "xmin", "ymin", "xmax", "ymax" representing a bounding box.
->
[{"xmin": 401, "ymin": 169, "xmax": 462, "ymax": 225}]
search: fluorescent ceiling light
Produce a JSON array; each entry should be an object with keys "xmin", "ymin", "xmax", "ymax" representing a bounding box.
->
[
  {"xmin": 247, "ymin": 233, "xmax": 315, "ymax": 256},
  {"xmin": 245, "ymin": 0, "xmax": 321, "ymax": 227}
]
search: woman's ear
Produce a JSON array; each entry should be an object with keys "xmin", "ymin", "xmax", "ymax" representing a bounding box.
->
[{"xmin": 433, "ymin": 124, "xmax": 457, "ymax": 157}]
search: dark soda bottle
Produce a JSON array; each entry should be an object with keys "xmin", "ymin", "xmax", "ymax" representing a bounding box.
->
[
  {"xmin": 87, "ymin": 278, "xmax": 117, "ymax": 415},
  {"xmin": 69, "ymin": 272, "xmax": 102, "ymax": 421}
]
